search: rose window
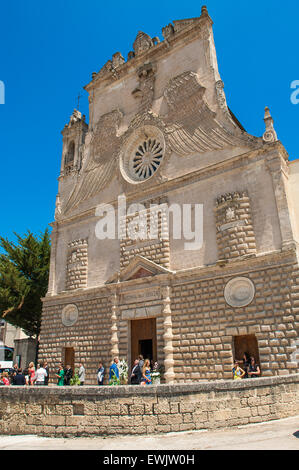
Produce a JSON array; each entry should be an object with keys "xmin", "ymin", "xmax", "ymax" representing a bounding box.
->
[
  {"xmin": 120, "ymin": 125, "xmax": 165, "ymax": 184},
  {"xmin": 132, "ymin": 138, "xmax": 163, "ymax": 180}
]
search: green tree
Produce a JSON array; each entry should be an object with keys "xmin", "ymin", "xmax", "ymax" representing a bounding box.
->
[{"xmin": 0, "ymin": 229, "xmax": 50, "ymax": 337}]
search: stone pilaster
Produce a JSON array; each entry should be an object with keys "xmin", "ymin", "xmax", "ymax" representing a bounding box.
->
[
  {"xmin": 161, "ymin": 285, "xmax": 175, "ymax": 384},
  {"xmin": 110, "ymin": 292, "xmax": 120, "ymax": 361},
  {"xmin": 46, "ymin": 224, "xmax": 58, "ymax": 296},
  {"xmin": 266, "ymin": 153, "xmax": 296, "ymax": 251}
]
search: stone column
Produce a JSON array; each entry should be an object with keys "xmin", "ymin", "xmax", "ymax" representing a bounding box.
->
[
  {"xmin": 110, "ymin": 291, "xmax": 119, "ymax": 361},
  {"xmin": 161, "ymin": 285, "xmax": 175, "ymax": 384}
]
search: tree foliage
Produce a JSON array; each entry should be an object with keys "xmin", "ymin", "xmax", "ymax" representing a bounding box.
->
[{"xmin": 0, "ymin": 229, "xmax": 50, "ymax": 337}]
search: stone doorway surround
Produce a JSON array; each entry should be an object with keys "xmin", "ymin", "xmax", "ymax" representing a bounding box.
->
[{"xmin": 106, "ymin": 256, "xmax": 175, "ymax": 383}]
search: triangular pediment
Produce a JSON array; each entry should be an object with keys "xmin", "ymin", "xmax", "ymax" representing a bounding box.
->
[{"xmin": 106, "ymin": 255, "xmax": 173, "ymax": 284}]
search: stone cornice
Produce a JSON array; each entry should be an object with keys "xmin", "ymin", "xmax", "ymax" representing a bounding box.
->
[
  {"xmin": 42, "ymin": 247, "xmax": 297, "ymax": 307},
  {"xmin": 51, "ymin": 140, "xmax": 287, "ymax": 228}
]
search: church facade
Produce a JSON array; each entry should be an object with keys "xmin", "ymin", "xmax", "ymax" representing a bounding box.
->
[{"xmin": 39, "ymin": 7, "xmax": 299, "ymax": 384}]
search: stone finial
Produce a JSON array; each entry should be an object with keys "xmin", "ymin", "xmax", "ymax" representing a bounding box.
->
[
  {"xmin": 263, "ymin": 106, "xmax": 278, "ymax": 143},
  {"xmin": 200, "ymin": 5, "xmax": 213, "ymax": 25},
  {"xmin": 162, "ymin": 23, "xmax": 175, "ymax": 41},
  {"xmin": 201, "ymin": 5, "xmax": 208, "ymax": 16},
  {"xmin": 69, "ymin": 108, "xmax": 83, "ymax": 126},
  {"xmin": 127, "ymin": 51, "xmax": 135, "ymax": 61},
  {"xmin": 133, "ymin": 31, "xmax": 153, "ymax": 55},
  {"xmin": 112, "ymin": 52, "xmax": 125, "ymax": 68}
]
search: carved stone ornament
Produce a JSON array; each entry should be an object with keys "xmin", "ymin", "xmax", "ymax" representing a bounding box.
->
[
  {"xmin": 91, "ymin": 109, "xmax": 123, "ymax": 164},
  {"xmin": 162, "ymin": 24, "xmax": 175, "ymax": 40},
  {"xmin": 263, "ymin": 107, "xmax": 278, "ymax": 143},
  {"xmin": 61, "ymin": 304, "xmax": 79, "ymax": 327},
  {"xmin": 224, "ymin": 277, "xmax": 255, "ymax": 308},
  {"xmin": 225, "ymin": 207, "xmax": 235, "ymax": 222},
  {"xmin": 54, "ymin": 194, "xmax": 62, "ymax": 221},
  {"xmin": 120, "ymin": 125, "xmax": 165, "ymax": 184},
  {"xmin": 133, "ymin": 31, "xmax": 154, "ymax": 55},
  {"xmin": 164, "ymin": 71, "xmax": 258, "ymax": 156},
  {"xmin": 112, "ymin": 52, "xmax": 125, "ymax": 68},
  {"xmin": 64, "ymin": 110, "xmax": 123, "ymax": 212}
]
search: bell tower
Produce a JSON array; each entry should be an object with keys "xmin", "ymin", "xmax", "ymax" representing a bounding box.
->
[{"xmin": 60, "ymin": 109, "xmax": 88, "ymax": 178}]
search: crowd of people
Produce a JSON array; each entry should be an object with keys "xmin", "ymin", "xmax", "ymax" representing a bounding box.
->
[
  {"xmin": 106, "ymin": 355, "xmax": 154, "ymax": 385},
  {"xmin": 0, "ymin": 356, "xmax": 155, "ymax": 386},
  {"xmin": 0, "ymin": 361, "xmax": 50, "ymax": 386},
  {"xmin": 232, "ymin": 353, "xmax": 261, "ymax": 380},
  {"xmin": 0, "ymin": 361, "xmax": 80, "ymax": 386},
  {"xmin": 0, "ymin": 352, "xmax": 261, "ymax": 385}
]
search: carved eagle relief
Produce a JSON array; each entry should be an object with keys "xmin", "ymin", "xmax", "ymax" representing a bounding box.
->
[
  {"xmin": 64, "ymin": 110, "xmax": 123, "ymax": 212},
  {"xmin": 163, "ymin": 71, "xmax": 255, "ymax": 155},
  {"xmin": 64, "ymin": 71, "xmax": 259, "ymax": 214}
]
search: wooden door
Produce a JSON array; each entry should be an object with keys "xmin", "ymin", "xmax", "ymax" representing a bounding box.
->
[
  {"xmin": 131, "ymin": 318, "xmax": 157, "ymax": 367},
  {"xmin": 64, "ymin": 347, "xmax": 75, "ymax": 371}
]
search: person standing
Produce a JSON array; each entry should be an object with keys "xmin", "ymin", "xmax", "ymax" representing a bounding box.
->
[
  {"xmin": 232, "ymin": 361, "xmax": 245, "ymax": 380},
  {"xmin": 28, "ymin": 362, "xmax": 35, "ymax": 386},
  {"xmin": 109, "ymin": 357, "xmax": 119, "ymax": 383},
  {"xmin": 78, "ymin": 363, "xmax": 85, "ymax": 386},
  {"xmin": 248, "ymin": 357, "xmax": 261, "ymax": 378},
  {"xmin": 34, "ymin": 363, "xmax": 48, "ymax": 386},
  {"xmin": 141, "ymin": 359, "xmax": 152, "ymax": 385},
  {"xmin": 12, "ymin": 368, "xmax": 26, "ymax": 385},
  {"xmin": 56, "ymin": 364, "xmax": 65, "ymax": 386},
  {"xmin": 97, "ymin": 362, "xmax": 105, "ymax": 385},
  {"xmin": 1, "ymin": 371, "xmax": 10, "ymax": 385},
  {"xmin": 138, "ymin": 355, "xmax": 144, "ymax": 375},
  {"xmin": 242, "ymin": 352, "xmax": 251, "ymax": 379},
  {"xmin": 12, "ymin": 363, "xmax": 18, "ymax": 377},
  {"xmin": 64, "ymin": 364, "xmax": 73, "ymax": 385},
  {"xmin": 43, "ymin": 361, "xmax": 49, "ymax": 386},
  {"xmin": 23, "ymin": 367, "xmax": 29, "ymax": 385},
  {"xmin": 130, "ymin": 359, "xmax": 141, "ymax": 385}
]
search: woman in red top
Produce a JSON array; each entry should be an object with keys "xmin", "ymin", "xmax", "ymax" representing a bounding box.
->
[
  {"xmin": 2, "ymin": 372, "xmax": 10, "ymax": 385},
  {"xmin": 28, "ymin": 362, "xmax": 35, "ymax": 385}
]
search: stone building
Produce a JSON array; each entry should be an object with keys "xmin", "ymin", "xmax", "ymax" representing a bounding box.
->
[{"xmin": 39, "ymin": 7, "xmax": 299, "ymax": 384}]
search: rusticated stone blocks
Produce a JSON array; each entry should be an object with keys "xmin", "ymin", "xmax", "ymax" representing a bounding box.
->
[
  {"xmin": 120, "ymin": 197, "xmax": 170, "ymax": 269},
  {"xmin": 215, "ymin": 191, "xmax": 257, "ymax": 262},
  {"xmin": 65, "ymin": 238, "xmax": 88, "ymax": 290}
]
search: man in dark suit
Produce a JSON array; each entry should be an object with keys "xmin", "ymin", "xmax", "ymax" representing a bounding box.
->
[
  {"xmin": 12, "ymin": 368, "xmax": 26, "ymax": 385},
  {"xmin": 130, "ymin": 359, "xmax": 142, "ymax": 384},
  {"xmin": 64, "ymin": 364, "xmax": 73, "ymax": 385}
]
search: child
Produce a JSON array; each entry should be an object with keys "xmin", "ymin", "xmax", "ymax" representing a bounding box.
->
[{"xmin": 232, "ymin": 361, "xmax": 245, "ymax": 380}]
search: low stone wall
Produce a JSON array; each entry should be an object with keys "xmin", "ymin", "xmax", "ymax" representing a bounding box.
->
[{"xmin": 0, "ymin": 374, "xmax": 298, "ymax": 437}]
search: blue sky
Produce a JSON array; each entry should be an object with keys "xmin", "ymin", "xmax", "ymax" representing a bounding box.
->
[{"xmin": 0, "ymin": 0, "xmax": 298, "ymax": 244}]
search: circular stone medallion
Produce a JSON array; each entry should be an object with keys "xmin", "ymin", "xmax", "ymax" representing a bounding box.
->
[
  {"xmin": 61, "ymin": 304, "xmax": 79, "ymax": 327},
  {"xmin": 224, "ymin": 277, "xmax": 255, "ymax": 308}
]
